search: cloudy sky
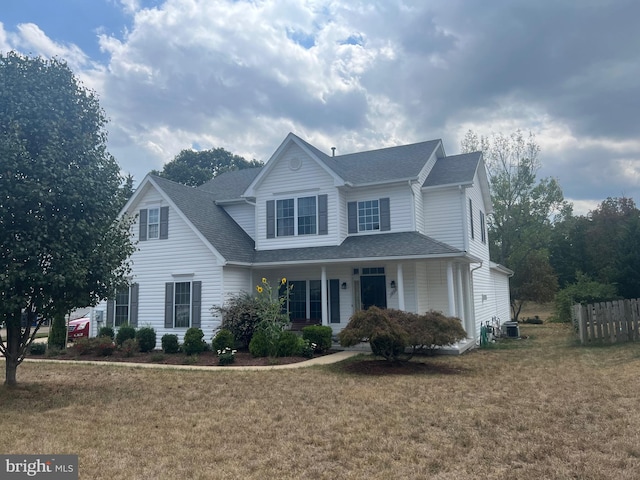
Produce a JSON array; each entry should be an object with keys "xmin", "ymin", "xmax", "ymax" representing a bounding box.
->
[{"xmin": 2, "ymin": 0, "xmax": 639, "ymax": 214}]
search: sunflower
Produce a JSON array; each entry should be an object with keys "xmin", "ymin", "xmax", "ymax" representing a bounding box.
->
[
  {"xmin": 281, "ymin": 277, "xmax": 287, "ymax": 285},
  {"xmin": 256, "ymin": 285, "xmax": 263, "ymax": 293},
  {"xmin": 261, "ymin": 277, "xmax": 267, "ymax": 284}
]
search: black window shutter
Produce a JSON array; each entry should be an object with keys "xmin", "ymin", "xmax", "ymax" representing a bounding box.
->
[
  {"xmin": 266, "ymin": 200, "xmax": 275, "ymax": 238},
  {"xmin": 191, "ymin": 281, "xmax": 202, "ymax": 328},
  {"xmin": 329, "ymin": 279, "xmax": 340, "ymax": 323},
  {"xmin": 106, "ymin": 299, "xmax": 115, "ymax": 327},
  {"xmin": 159, "ymin": 206, "xmax": 169, "ymax": 239},
  {"xmin": 129, "ymin": 283, "xmax": 139, "ymax": 327},
  {"xmin": 347, "ymin": 202, "xmax": 357, "ymax": 234},
  {"xmin": 165, "ymin": 283, "xmax": 174, "ymax": 328},
  {"xmin": 380, "ymin": 198, "xmax": 390, "ymax": 231},
  {"xmin": 318, "ymin": 194, "xmax": 328, "ymax": 235},
  {"xmin": 139, "ymin": 209, "xmax": 148, "ymax": 241}
]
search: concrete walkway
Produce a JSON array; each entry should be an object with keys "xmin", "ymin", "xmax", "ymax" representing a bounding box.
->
[{"xmin": 19, "ymin": 350, "xmax": 363, "ymax": 372}]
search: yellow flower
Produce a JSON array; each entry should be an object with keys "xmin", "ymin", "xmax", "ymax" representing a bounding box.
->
[
  {"xmin": 281, "ymin": 277, "xmax": 287, "ymax": 285},
  {"xmin": 262, "ymin": 277, "xmax": 267, "ymax": 284},
  {"xmin": 256, "ymin": 285, "xmax": 263, "ymax": 293}
]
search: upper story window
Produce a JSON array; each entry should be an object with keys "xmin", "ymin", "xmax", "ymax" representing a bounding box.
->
[
  {"xmin": 266, "ymin": 195, "xmax": 328, "ymax": 238},
  {"xmin": 139, "ymin": 206, "xmax": 169, "ymax": 241},
  {"xmin": 469, "ymin": 199, "xmax": 475, "ymax": 240},
  {"xmin": 358, "ymin": 200, "xmax": 380, "ymax": 231},
  {"xmin": 348, "ymin": 198, "xmax": 390, "ymax": 234},
  {"xmin": 147, "ymin": 207, "xmax": 160, "ymax": 239},
  {"xmin": 480, "ymin": 211, "xmax": 487, "ymax": 244},
  {"xmin": 276, "ymin": 199, "xmax": 295, "ymax": 236}
]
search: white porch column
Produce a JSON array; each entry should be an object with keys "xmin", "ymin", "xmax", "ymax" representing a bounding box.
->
[
  {"xmin": 456, "ymin": 264, "xmax": 465, "ymax": 323},
  {"xmin": 446, "ymin": 262, "xmax": 456, "ymax": 316},
  {"xmin": 397, "ymin": 263, "xmax": 405, "ymax": 311},
  {"xmin": 321, "ymin": 266, "xmax": 328, "ymax": 326}
]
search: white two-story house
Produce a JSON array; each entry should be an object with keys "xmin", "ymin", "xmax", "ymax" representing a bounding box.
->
[{"xmin": 101, "ymin": 133, "xmax": 511, "ymax": 351}]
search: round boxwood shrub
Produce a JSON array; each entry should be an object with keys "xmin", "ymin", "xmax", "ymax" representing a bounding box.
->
[
  {"xmin": 29, "ymin": 342, "xmax": 47, "ymax": 355},
  {"xmin": 302, "ymin": 325, "xmax": 333, "ymax": 353},
  {"xmin": 182, "ymin": 327, "xmax": 206, "ymax": 356},
  {"xmin": 115, "ymin": 324, "xmax": 136, "ymax": 346},
  {"xmin": 249, "ymin": 330, "xmax": 274, "ymax": 357},
  {"xmin": 98, "ymin": 326, "xmax": 115, "ymax": 340},
  {"xmin": 212, "ymin": 328, "xmax": 235, "ymax": 353},
  {"xmin": 276, "ymin": 331, "xmax": 301, "ymax": 357},
  {"xmin": 135, "ymin": 327, "xmax": 157, "ymax": 353},
  {"xmin": 161, "ymin": 334, "xmax": 180, "ymax": 354}
]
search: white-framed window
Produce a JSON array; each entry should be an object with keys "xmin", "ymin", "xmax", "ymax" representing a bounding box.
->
[
  {"xmin": 297, "ymin": 196, "xmax": 317, "ymax": 235},
  {"xmin": 174, "ymin": 281, "xmax": 191, "ymax": 328},
  {"xmin": 115, "ymin": 288, "xmax": 130, "ymax": 327},
  {"xmin": 276, "ymin": 196, "xmax": 317, "ymax": 236},
  {"xmin": 147, "ymin": 207, "xmax": 160, "ymax": 239},
  {"xmin": 358, "ymin": 200, "xmax": 380, "ymax": 231}
]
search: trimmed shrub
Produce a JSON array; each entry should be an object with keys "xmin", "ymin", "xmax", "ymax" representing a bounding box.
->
[
  {"xmin": 71, "ymin": 338, "xmax": 94, "ymax": 356},
  {"xmin": 299, "ymin": 338, "xmax": 314, "ymax": 358},
  {"xmin": 29, "ymin": 342, "xmax": 46, "ymax": 355},
  {"xmin": 396, "ymin": 309, "xmax": 467, "ymax": 355},
  {"xmin": 302, "ymin": 325, "xmax": 333, "ymax": 353},
  {"xmin": 48, "ymin": 313, "xmax": 67, "ymax": 350},
  {"xmin": 93, "ymin": 337, "xmax": 116, "ymax": 356},
  {"xmin": 276, "ymin": 331, "xmax": 300, "ymax": 357},
  {"xmin": 249, "ymin": 330, "xmax": 274, "ymax": 357},
  {"xmin": 217, "ymin": 347, "xmax": 236, "ymax": 365},
  {"xmin": 212, "ymin": 329, "xmax": 235, "ymax": 352},
  {"xmin": 135, "ymin": 327, "xmax": 157, "ymax": 352},
  {"xmin": 339, "ymin": 307, "xmax": 408, "ymax": 361},
  {"xmin": 115, "ymin": 324, "xmax": 136, "ymax": 346},
  {"xmin": 98, "ymin": 326, "xmax": 115, "ymax": 340},
  {"xmin": 183, "ymin": 327, "xmax": 207, "ymax": 356},
  {"xmin": 212, "ymin": 292, "xmax": 263, "ymax": 348},
  {"xmin": 120, "ymin": 338, "xmax": 139, "ymax": 357},
  {"xmin": 161, "ymin": 334, "xmax": 180, "ymax": 354}
]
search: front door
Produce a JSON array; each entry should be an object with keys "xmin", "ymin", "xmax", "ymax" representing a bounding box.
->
[{"xmin": 360, "ymin": 275, "xmax": 387, "ymax": 310}]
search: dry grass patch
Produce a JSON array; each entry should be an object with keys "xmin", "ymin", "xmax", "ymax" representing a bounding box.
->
[{"xmin": 2, "ymin": 323, "xmax": 640, "ymax": 479}]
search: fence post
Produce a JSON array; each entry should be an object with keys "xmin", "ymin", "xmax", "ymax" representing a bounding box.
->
[{"xmin": 575, "ymin": 304, "xmax": 586, "ymax": 345}]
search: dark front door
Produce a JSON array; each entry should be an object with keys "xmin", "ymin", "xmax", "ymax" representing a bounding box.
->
[{"xmin": 360, "ymin": 275, "xmax": 387, "ymax": 310}]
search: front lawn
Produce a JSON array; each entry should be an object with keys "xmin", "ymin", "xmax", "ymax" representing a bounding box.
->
[{"xmin": 2, "ymin": 323, "xmax": 640, "ymax": 479}]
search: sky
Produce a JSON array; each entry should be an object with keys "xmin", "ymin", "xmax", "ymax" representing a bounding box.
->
[{"xmin": 2, "ymin": 0, "xmax": 639, "ymax": 215}]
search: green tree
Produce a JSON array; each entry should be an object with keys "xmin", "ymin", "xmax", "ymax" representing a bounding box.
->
[
  {"xmin": 153, "ymin": 147, "xmax": 262, "ymax": 186},
  {"xmin": 462, "ymin": 130, "xmax": 567, "ymax": 320},
  {"xmin": 0, "ymin": 52, "xmax": 135, "ymax": 386}
]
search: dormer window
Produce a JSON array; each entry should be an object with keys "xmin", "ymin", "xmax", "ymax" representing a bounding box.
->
[
  {"xmin": 348, "ymin": 198, "xmax": 390, "ymax": 234},
  {"xmin": 147, "ymin": 207, "xmax": 160, "ymax": 239}
]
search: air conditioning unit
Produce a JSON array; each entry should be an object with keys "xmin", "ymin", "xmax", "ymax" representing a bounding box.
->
[{"xmin": 501, "ymin": 321, "xmax": 520, "ymax": 338}]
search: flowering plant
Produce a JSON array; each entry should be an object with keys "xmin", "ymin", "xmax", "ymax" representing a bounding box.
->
[
  {"xmin": 255, "ymin": 277, "xmax": 291, "ymax": 326},
  {"xmin": 217, "ymin": 347, "xmax": 237, "ymax": 366}
]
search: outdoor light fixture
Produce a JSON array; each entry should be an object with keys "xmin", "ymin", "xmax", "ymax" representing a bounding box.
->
[
  {"xmin": 390, "ymin": 280, "xmax": 397, "ymax": 289},
  {"xmin": 341, "ymin": 282, "xmax": 347, "ymax": 290}
]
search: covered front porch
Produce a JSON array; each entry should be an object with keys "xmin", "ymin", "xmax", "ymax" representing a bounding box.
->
[{"xmin": 252, "ymin": 257, "xmax": 479, "ymax": 341}]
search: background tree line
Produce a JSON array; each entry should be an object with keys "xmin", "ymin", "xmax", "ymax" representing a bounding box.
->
[{"xmin": 462, "ymin": 130, "xmax": 640, "ymax": 322}]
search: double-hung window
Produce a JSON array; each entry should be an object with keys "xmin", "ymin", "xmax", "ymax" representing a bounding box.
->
[
  {"xmin": 276, "ymin": 199, "xmax": 295, "ymax": 236},
  {"xmin": 174, "ymin": 282, "xmax": 191, "ymax": 328},
  {"xmin": 358, "ymin": 200, "xmax": 380, "ymax": 231},
  {"xmin": 115, "ymin": 288, "xmax": 130, "ymax": 327},
  {"xmin": 164, "ymin": 280, "xmax": 202, "ymax": 329},
  {"xmin": 267, "ymin": 195, "xmax": 327, "ymax": 238},
  {"xmin": 147, "ymin": 207, "xmax": 160, "ymax": 239}
]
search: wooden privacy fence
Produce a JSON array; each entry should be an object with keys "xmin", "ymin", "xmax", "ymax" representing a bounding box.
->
[{"xmin": 573, "ymin": 299, "xmax": 640, "ymax": 344}]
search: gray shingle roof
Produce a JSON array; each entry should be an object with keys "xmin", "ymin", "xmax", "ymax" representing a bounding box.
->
[
  {"xmin": 150, "ymin": 175, "xmax": 256, "ymax": 263},
  {"xmin": 197, "ymin": 167, "xmax": 262, "ymax": 199},
  {"xmin": 294, "ymin": 135, "xmax": 442, "ymax": 185},
  {"xmin": 253, "ymin": 231, "xmax": 462, "ymax": 264},
  {"xmin": 423, "ymin": 151, "xmax": 482, "ymax": 188}
]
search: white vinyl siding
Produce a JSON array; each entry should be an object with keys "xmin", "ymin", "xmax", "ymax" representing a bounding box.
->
[
  {"xmin": 255, "ymin": 143, "xmax": 338, "ymax": 250},
  {"xmin": 222, "ymin": 203, "xmax": 255, "ymax": 239},
  {"xmin": 466, "ymin": 177, "xmax": 491, "ymax": 261},
  {"xmin": 423, "ymin": 187, "xmax": 464, "ymax": 249},
  {"xmin": 126, "ymin": 187, "xmax": 223, "ymax": 343},
  {"xmin": 345, "ymin": 184, "xmax": 413, "ymax": 234}
]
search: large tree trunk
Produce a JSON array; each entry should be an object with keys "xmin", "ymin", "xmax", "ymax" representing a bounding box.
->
[{"xmin": 4, "ymin": 311, "xmax": 22, "ymax": 387}]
